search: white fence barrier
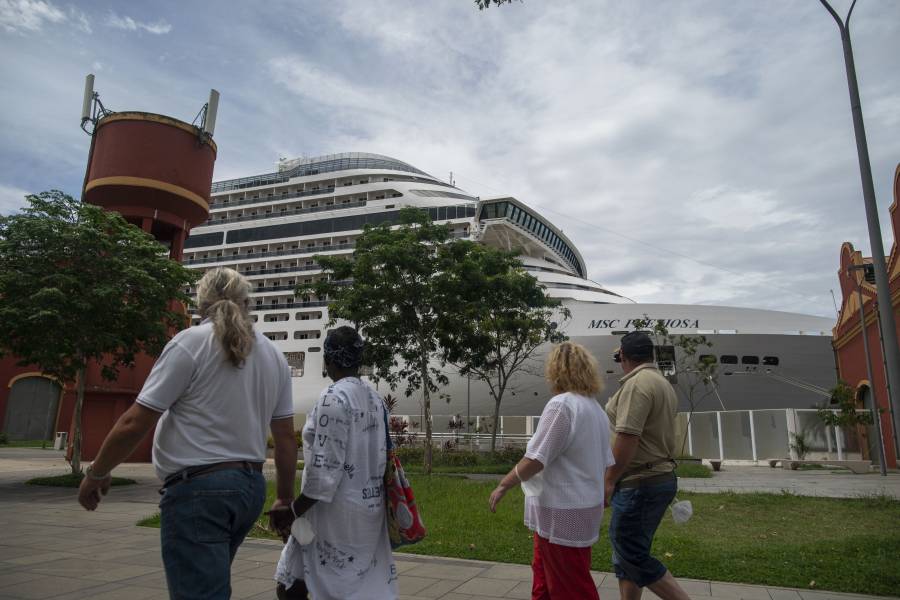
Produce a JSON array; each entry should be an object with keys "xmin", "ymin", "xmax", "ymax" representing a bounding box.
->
[{"xmin": 384, "ymin": 409, "xmax": 877, "ymax": 464}]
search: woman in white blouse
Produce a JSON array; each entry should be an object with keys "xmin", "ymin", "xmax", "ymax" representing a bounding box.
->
[{"xmin": 489, "ymin": 341, "xmax": 613, "ymax": 600}]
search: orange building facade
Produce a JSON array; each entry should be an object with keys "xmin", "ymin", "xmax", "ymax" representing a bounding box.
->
[
  {"xmin": 833, "ymin": 163, "xmax": 900, "ymax": 469},
  {"xmin": 0, "ymin": 112, "xmax": 215, "ymax": 463}
]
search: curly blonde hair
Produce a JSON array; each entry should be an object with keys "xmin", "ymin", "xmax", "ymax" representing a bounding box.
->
[
  {"xmin": 544, "ymin": 341, "xmax": 603, "ymax": 397},
  {"xmin": 197, "ymin": 267, "xmax": 254, "ymax": 368}
]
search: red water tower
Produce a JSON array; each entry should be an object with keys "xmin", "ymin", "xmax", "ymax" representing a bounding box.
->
[
  {"xmin": 0, "ymin": 76, "xmax": 219, "ymax": 462},
  {"xmin": 83, "ymin": 76, "xmax": 217, "ymax": 260}
]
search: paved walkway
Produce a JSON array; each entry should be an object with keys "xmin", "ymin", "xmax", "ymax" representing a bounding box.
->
[{"xmin": 0, "ymin": 448, "xmax": 896, "ymax": 600}]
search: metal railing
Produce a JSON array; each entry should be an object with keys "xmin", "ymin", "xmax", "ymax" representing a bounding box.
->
[
  {"xmin": 184, "ymin": 243, "xmax": 355, "ymax": 265},
  {"xmin": 209, "ymin": 186, "xmax": 338, "ymax": 210},
  {"xmin": 198, "ymin": 200, "xmax": 367, "ymax": 227}
]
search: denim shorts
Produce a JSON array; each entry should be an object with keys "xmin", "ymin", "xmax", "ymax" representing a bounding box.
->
[
  {"xmin": 608, "ymin": 471, "xmax": 677, "ymax": 587},
  {"xmin": 159, "ymin": 467, "xmax": 266, "ymax": 600}
]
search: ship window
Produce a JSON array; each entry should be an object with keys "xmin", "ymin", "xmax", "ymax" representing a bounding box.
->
[
  {"xmin": 720, "ymin": 355, "xmax": 738, "ymax": 364},
  {"xmin": 763, "ymin": 356, "xmax": 780, "ymax": 366},
  {"xmin": 308, "ymin": 347, "xmax": 321, "ymax": 352},
  {"xmin": 699, "ymin": 354, "xmax": 717, "ymax": 364},
  {"xmin": 655, "ymin": 345, "xmax": 676, "ymax": 371},
  {"xmin": 285, "ymin": 351, "xmax": 305, "ymax": 377},
  {"xmin": 742, "ymin": 356, "xmax": 759, "ymax": 365}
]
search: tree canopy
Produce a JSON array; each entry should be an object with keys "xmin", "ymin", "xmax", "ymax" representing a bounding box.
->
[
  {"xmin": 309, "ymin": 207, "xmax": 571, "ymax": 459},
  {"xmin": 306, "ymin": 208, "xmax": 454, "ymax": 473},
  {"xmin": 437, "ymin": 241, "xmax": 569, "ymax": 450},
  {"xmin": 0, "ymin": 190, "xmax": 197, "ymax": 471},
  {"xmin": 475, "ymin": 0, "xmax": 519, "ymax": 9}
]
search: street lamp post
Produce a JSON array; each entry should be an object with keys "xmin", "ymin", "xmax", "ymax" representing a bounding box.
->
[
  {"xmin": 819, "ymin": 0, "xmax": 900, "ymax": 457},
  {"xmin": 848, "ymin": 264, "xmax": 888, "ymax": 476}
]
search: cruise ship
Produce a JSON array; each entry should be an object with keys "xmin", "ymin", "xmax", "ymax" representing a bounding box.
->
[{"xmin": 182, "ymin": 152, "xmax": 836, "ymax": 423}]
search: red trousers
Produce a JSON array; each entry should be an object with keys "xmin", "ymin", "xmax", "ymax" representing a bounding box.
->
[{"xmin": 531, "ymin": 533, "xmax": 600, "ymax": 600}]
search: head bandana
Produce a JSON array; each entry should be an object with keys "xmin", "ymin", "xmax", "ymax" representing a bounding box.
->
[{"xmin": 323, "ymin": 329, "xmax": 365, "ymax": 369}]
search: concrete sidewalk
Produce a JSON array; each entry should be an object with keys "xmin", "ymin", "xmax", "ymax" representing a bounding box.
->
[{"xmin": 0, "ymin": 448, "xmax": 896, "ymax": 600}]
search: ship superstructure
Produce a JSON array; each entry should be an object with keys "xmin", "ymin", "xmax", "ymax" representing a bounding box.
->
[{"xmin": 183, "ymin": 152, "xmax": 836, "ymax": 421}]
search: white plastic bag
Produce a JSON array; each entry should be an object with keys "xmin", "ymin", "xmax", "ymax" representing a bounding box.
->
[
  {"xmin": 520, "ymin": 471, "xmax": 544, "ymax": 498},
  {"xmin": 291, "ymin": 516, "xmax": 316, "ymax": 544},
  {"xmin": 671, "ymin": 498, "xmax": 693, "ymax": 524}
]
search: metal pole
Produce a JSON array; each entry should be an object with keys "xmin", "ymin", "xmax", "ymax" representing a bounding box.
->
[
  {"xmin": 748, "ymin": 410, "xmax": 758, "ymax": 462},
  {"xmin": 856, "ymin": 284, "xmax": 888, "ymax": 475},
  {"xmin": 716, "ymin": 411, "xmax": 724, "ymax": 461},
  {"xmin": 820, "ymin": 0, "xmax": 900, "ymax": 455}
]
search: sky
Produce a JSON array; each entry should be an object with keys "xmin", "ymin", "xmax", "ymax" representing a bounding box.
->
[{"xmin": 1, "ymin": 0, "xmax": 898, "ymax": 319}]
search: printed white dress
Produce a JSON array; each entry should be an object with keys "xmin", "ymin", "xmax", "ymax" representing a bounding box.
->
[{"xmin": 275, "ymin": 377, "xmax": 398, "ymax": 599}]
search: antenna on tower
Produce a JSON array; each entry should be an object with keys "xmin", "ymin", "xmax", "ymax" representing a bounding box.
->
[
  {"xmin": 203, "ymin": 89, "xmax": 219, "ymax": 136},
  {"xmin": 80, "ymin": 74, "xmax": 114, "ymax": 135},
  {"xmin": 193, "ymin": 89, "xmax": 220, "ymax": 142}
]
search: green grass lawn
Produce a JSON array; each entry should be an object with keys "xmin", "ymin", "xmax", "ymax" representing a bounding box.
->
[
  {"xmin": 674, "ymin": 462, "xmax": 712, "ymax": 478},
  {"xmin": 137, "ymin": 476, "xmax": 900, "ymax": 596},
  {"xmin": 27, "ymin": 473, "xmax": 137, "ymax": 487}
]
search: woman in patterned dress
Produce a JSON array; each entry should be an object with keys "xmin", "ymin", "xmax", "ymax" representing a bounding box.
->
[{"xmin": 273, "ymin": 326, "xmax": 398, "ymax": 600}]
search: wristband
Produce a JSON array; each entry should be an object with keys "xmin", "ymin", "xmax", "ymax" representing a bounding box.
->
[
  {"xmin": 514, "ymin": 465, "xmax": 522, "ymax": 483},
  {"xmin": 86, "ymin": 464, "xmax": 111, "ymax": 481}
]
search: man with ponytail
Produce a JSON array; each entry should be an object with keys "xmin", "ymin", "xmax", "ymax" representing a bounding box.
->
[{"xmin": 78, "ymin": 267, "xmax": 298, "ymax": 600}]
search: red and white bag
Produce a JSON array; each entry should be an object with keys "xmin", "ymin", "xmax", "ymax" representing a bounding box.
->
[{"xmin": 382, "ymin": 407, "xmax": 426, "ymax": 548}]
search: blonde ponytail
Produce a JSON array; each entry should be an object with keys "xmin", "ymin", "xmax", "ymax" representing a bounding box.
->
[{"xmin": 196, "ymin": 268, "xmax": 254, "ymax": 367}]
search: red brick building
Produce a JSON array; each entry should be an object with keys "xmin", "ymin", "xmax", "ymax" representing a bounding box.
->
[{"xmin": 833, "ymin": 163, "xmax": 900, "ymax": 469}]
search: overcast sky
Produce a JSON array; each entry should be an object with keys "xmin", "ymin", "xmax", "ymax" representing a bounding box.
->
[{"xmin": 2, "ymin": 0, "xmax": 898, "ymax": 318}]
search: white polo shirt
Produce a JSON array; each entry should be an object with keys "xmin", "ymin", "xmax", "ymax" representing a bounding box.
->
[{"xmin": 136, "ymin": 321, "xmax": 293, "ymax": 479}]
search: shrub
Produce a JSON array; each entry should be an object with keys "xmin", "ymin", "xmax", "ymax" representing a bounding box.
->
[
  {"xmin": 490, "ymin": 446, "xmax": 525, "ymax": 464},
  {"xmin": 437, "ymin": 450, "xmax": 479, "ymax": 467},
  {"xmin": 0, "ymin": 432, "xmax": 8, "ymax": 445},
  {"xmin": 397, "ymin": 446, "xmax": 424, "ymax": 464}
]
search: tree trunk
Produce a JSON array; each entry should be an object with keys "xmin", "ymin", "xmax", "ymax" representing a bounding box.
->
[
  {"xmin": 490, "ymin": 392, "xmax": 502, "ymax": 453},
  {"xmin": 71, "ymin": 364, "xmax": 86, "ymax": 475},
  {"xmin": 421, "ymin": 352, "xmax": 433, "ymax": 476}
]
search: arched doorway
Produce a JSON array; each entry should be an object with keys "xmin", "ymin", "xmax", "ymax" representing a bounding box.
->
[{"xmin": 3, "ymin": 376, "xmax": 61, "ymax": 441}]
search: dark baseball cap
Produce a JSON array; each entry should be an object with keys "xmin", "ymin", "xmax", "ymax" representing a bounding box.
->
[{"xmin": 620, "ymin": 331, "xmax": 654, "ymax": 360}]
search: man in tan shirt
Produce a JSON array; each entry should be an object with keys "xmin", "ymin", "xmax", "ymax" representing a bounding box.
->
[{"xmin": 605, "ymin": 331, "xmax": 689, "ymax": 600}]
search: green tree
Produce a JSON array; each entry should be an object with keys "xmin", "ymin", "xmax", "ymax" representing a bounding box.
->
[
  {"xmin": 818, "ymin": 381, "xmax": 874, "ymax": 428},
  {"xmin": 0, "ymin": 191, "xmax": 196, "ymax": 474},
  {"xmin": 305, "ymin": 208, "xmax": 454, "ymax": 474},
  {"xmin": 437, "ymin": 242, "xmax": 569, "ymax": 451}
]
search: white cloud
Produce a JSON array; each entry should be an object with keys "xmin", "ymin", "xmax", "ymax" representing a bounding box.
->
[
  {"xmin": 68, "ymin": 5, "xmax": 90, "ymax": 33},
  {"xmin": 106, "ymin": 12, "xmax": 171, "ymax": 35},
  {"xmin": 0, "ymin": 183, "xmax": 32, "ymax": 215},
  {"xmin": 0, "ymin": 0, "xmax": 65, "ymax": 33}
]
